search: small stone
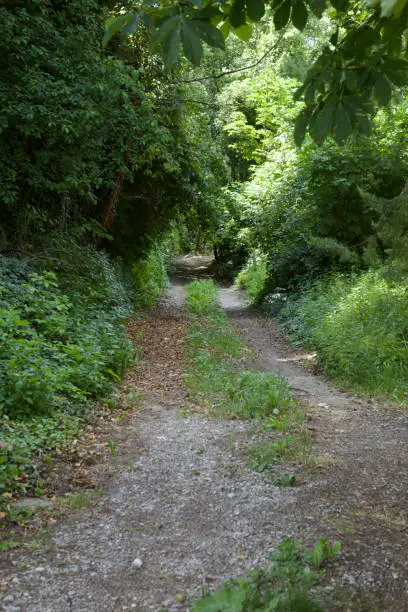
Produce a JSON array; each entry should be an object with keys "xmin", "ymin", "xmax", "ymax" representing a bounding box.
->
[
  {"xmin": 343, "ymin": 573, "xmax": 356, "ymax": 585},
  {"xmin": 132, "ymin": 558, "xmax": 143, "ymax": 568}
]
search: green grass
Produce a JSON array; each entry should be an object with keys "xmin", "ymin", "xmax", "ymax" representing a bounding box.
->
[
  {"xmin": 185, "ymin": 279, "xmax": 219, "ymax": 316},
  {"xmin": 185, "ymin": 280, "xmax": 309, "ymax": 472},
  {"xmin": 185, "ymin": 280, "xmax": 292, "ymax": 419},
  {"xmin": 249, "ymin": 429, "xmax": 312, "ymax": 473},
  {"xmin": 235, "ymin": 255, "xmax": 267, "ymax": 301},
  {"xmin": 193, "ymin": 537, "xmax": 341, "ymax": 611},
  {"xmin": 278, "ymin": 270, "xmax": 408, "ymax": 402}
]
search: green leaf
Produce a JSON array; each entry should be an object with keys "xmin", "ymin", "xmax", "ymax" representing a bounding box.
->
[
  {"xmin": 333, "ymin": 104, "xmax": 352, "ymax": 143},
  {"xmin": 312, "ymin": 539, "xmax": 325, "ymax": 568},
  {"xmin": 182, "ymin": 22, "xmax": 204, "ymax": 65},
  {"xmin": 345, "ymin": 70, "xmax": 357, "ymax": 91},
  {"xmin": 294, "ymin": 111, "xmax": 309, "ymax": 147},
  {"xmin": 234, "ymin": 23, "xmax": 253, "ymax": 41},
  {"xmin": 219, "ymin": 20, "xmax": 231, "ymax": 39},
  {"xmin": 380, "ymin": 0, "xmax": 402, "ymax": 16},
  {"xmin": 330, "ymin": 29, "xmax": 339, "ymax": 46},
  {"xmin": 294, "ymin": 82, "xmax": 307, "ymax": 101},
  {"xmin": 304, "ymin": 82, "xmax": 316, "ymax": 105},
  {"xmin": 309, "ymin": 100, "xmax": 335, "ymax": 143},
  {"xmin": 374, "ymin": 73, "xmax": 392, "ymax": 105},
  {"xmin": 163, "ymin": 25, "xmax": 182, "ymax": 69},
  {"xmin": 121, "ymin": 14, "xmax": 140, "ymax": 37},
  {"xmin": 292, "ymin": 1, "xmax": 308, "ymax": 30},
  {"xmin": 103, "ymin": 14, "xmax": 134, "ymax": 46},
  {"xmin": 153, "ymin": 16, "xmax": 180, "ymax": 46},
  {"xmin": 274, "ymin": 0, "xmax": 292, "ymax": 29},
  {"xmin": 192, "ymin": 20, "xmax": 225, "ymax": 49},
  {"xmin": 245, "ymin": 0, "xmax": 266, "ymax": 21},
  {"xmin": 229, "ymin": 0, "xmax": 246, "ymax": 27},
  {"xmin": 357, "ymin": 113, "xmax": 371, "ymax": 135},
  {"xmin": 383, "ymin": 58, "xmax": 408, "ymax": 86},
  {"xmin": 192, "ymin": 583, "xmax": 247, "ymax": 611},
  {"xmin": 306, "ymin": 0, "xmax": 327, "ymax": 17},
  {"xmin": 194, "ymin": 6, "xmax": 224, "ymax": 21},
  {"xmin": 394, "ymin": 0, "xmax": 408, "ymax": 16}
]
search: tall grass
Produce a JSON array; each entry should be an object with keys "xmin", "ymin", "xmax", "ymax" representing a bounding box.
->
[
  {"xmin": 235, "ymin": 255, "xmax": 267, "ymax": 301},
  {"xmin": 279, "ymin": 270, "xmax": 408, "ymax": 401},
  {"xmin": 185, "ymin": 280, "xmax": 293, "ymax": 418}
]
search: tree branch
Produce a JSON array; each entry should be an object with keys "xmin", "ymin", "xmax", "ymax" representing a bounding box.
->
[
  {"xmin": 179, "ymin": 31, "xmax": 286, "ymax": 84},
  {"xmin": 157, "ymin": 98, "xmax": 220, "ymax": 107}
]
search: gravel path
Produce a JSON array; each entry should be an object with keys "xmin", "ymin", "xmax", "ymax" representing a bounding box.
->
[{"xmin": 1, "ymin": 256, "xmax": 408, "ymax": 611}]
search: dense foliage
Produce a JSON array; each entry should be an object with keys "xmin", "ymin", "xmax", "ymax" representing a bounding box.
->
[
  {"xmin": 189, "ymin": 17, "xmax": 408, "ymax": 401},
  {"xmin": 0, "ymin": 241, "xmax": 171, "ymax": 505},
  {"xmin": 0, "ymin": 0, "xmax": 227, "ymax": 255},
  {"xmin": 278, "ymin": 271, "xmax": 408, "ymax": 401},
  {"xmin": 3, "ymin": 0, "xmax": 408, "ymax": 507},
  {"xmin": 110, "ymin": 0, "xmax": 408, "ymax": 145}
]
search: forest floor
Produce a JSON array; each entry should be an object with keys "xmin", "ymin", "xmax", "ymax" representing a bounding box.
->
[{"xmin": 1, "ymin": 255, "xmax": 408, "ymax": 611}]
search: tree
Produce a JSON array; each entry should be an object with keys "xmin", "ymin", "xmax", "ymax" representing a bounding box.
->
[{"xmin": 106, "ymin": 0, "xmax": 408, "ymax": 144}]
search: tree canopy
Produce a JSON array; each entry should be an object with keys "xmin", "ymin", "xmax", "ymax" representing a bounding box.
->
[{"xmin": 107, "ymin": 0, "xmax": 408, "ymax": 144}]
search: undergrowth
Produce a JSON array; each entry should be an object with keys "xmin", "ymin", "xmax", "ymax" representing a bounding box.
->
[
  {"xmin": 185, "ymin": 280, "xmax": 311, "ymax": 472},
  {"xmin": 193, "ymin": 536, "xmax": 341, "ymax": 611},
  {"xmin": 278, "ymin": 270, "xmax": 408, "ymax": 403},
  {"xmin": 0, "ymin": 242, "xmax": 168, "ymax": 517},
  {"xmin": 235, "ymin": 254, "xmax": 267, "ymax": 302}
]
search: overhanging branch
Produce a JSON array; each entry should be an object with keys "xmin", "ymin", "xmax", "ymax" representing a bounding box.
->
[{"xmin": 179, "ymin": 31, "xmax": 286, "ymax": 85}]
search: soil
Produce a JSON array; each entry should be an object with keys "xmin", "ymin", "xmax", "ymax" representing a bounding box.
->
[{"xmin": 1, "ymin": 255, "xmax": 408, "ymax": 611}]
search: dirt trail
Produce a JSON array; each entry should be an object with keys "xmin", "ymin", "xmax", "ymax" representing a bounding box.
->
[{"xmin": 1, "ymin": 256, "xmax": 408, "ymax": 611}]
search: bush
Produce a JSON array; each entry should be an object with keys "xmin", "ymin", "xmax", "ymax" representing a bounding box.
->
[
  {"xmin": 131, "ymin": 243, "xmax": 169, "ymax": 308},
  {"xmin": 0, "ymin": 414, "xmax": 80, "ymax": 498},
  {"xmin": 0, "ymin": 251, "xmax": 134, "ymax": 419},
  {"xmin": 235, "ymin": 254, "xmax": 267, "ymax": 301},
  {"xmin": 279, "ymin": 271, "xmax": 408, "ymax": 401}
]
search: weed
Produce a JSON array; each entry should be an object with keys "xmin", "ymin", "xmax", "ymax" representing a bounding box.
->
[
  {"xmin": 272, "ymin": 473, "xmax": 297, "ymax": 487},
  {"xmin": 185, "ymin": 279, "xmax": 218, "ymax": 316},
  {"xmin": 249, "ymin": 430, "xmax": 312, "ymax": 472},
  {"xmin": 27, "ymin": 529, "xmax": 54, "ymax": 552},
  {"xmin": 185, "ymin": 281, "xmax": 292, "ymax": 422},
  {"xmin": 126, "ymin": 391, "xmax": 142, "ymax": 406},
  {"xmin": 193, "ymin": 537, "xmax": 341, "ymax": 611},
  {"xmin": 0, "ymin": 538, "xmax": 22, "ymax": 552},
  {"xmin": 107, "ymin": 440, "xmax": 117, "ymax": 456},
  {"xmin": 66, "ymin": 489, "xmax": 99, "ymax": 510},
  {"xmin": 185, "ymin": 280, "xmax": 310, "ymax": 470}
]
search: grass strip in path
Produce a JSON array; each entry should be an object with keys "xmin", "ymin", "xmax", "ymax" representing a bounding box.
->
[
  {"xmin": 184, "ymin": 279, "xmax": 311, "ymax": 472},
  {"xmin": 184, "ymin": 280, "xmax": 341, "ymax": 611}
]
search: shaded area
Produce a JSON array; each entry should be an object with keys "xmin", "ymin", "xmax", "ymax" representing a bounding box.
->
[{"xmin": 2, "ymin": 257, "xmax": 408, "ymax": 611}]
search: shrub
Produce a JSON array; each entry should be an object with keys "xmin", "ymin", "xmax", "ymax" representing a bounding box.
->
[
  {"xmin": 0, "ymin": 251, "xmax": 134, "ymax": 419},
  {"xmin": 235, "ymin": 254, "xmax": 267, "ymax": 301},
  {"xmin": 131, "ymin": 243, "xmax": 169, "ymax": 308},
  {"xmin": 279, "ymin": 271, "xmax": 408, "ymax": 401}
]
